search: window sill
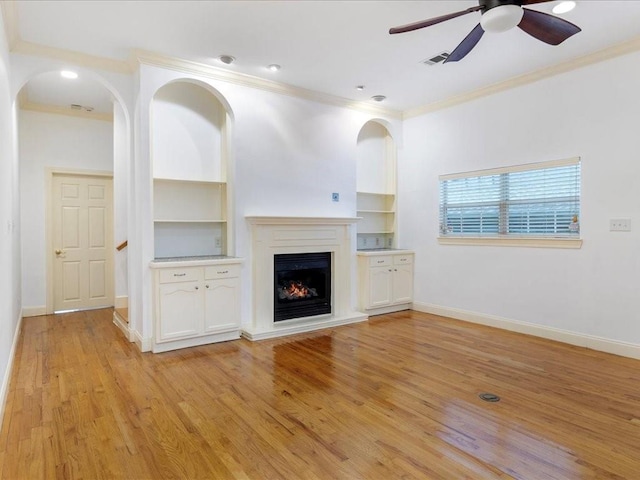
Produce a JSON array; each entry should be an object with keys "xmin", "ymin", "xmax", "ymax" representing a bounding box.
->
[{"xmin": 438, "ymin": 236, "xmax": 583, "ymax": 249}]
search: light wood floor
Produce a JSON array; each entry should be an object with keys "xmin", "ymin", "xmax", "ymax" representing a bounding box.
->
[{"xmin": 1, "ymin": 309, "xmax": 639, "ymax": 479}]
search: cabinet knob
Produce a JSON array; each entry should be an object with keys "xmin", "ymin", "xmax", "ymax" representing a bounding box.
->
[
  {"xmin": 205, "ymin": 284, "xmax": 210, "ymax": 288},
  {"xmin": 195, "ymin": 286, "xmax": 199, "ymax": 290}
]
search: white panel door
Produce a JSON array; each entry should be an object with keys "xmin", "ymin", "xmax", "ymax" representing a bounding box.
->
[{"xmin": 52, "ymin": 174, "xmax": 114, "ymax": 312}]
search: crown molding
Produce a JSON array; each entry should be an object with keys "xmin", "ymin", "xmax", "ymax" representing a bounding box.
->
[
  {"xmin": 13, "ymin": 40, "xmax": 132, "ymax": 74},
  {"xmin": 404, "ymin": 35, "xmax": 640, "ymax": 119},
  {"xmin": 132, "ymin": 49, "xmax": 403, "ymax": 119},
  {"xmin": 0, "ymin": 0, "xmax": 19, "ymax": 50},
  {"xmin": 2, "ymin": 0, "xmax": 131, "ymax": 73}
]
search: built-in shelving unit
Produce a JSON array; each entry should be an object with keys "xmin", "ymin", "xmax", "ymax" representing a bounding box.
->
[
  {"xmin": 151, "ymin": 81, "xmax": 230, "ymax": 258},
  {"xmin": 356, "ymin": 121, "xmax": 397, "ymax": 250},
  {"xmin": 356, "ymin": 192, "xmax": 395, "ymax": 240}
]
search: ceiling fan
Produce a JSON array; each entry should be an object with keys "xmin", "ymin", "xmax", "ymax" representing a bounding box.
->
[{"xmin": 389, "ymin": 0, "xmax": 581, "ymax": 63}]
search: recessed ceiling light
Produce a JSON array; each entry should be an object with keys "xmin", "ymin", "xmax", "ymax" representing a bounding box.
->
[
  {"xmin": 371, "ymin": 95, "xmax": 386, "ymax": 102},
  {"xmin": 356, "ymin": 85, "xmax": 365, "ymax": 91},
  {"xmin": 218, "ymin": 55, "xmax": 235, "ymax": 65},
  {"xmin": 552, "ymin": 1, "xmax": 576, "ymax": 14},
  {"xmin": 60, "ymin": 70, "xmax": 78, "ymax": 79},
  {"xmin": 268, "ymin": 64, "xmax": 281, "ymax": 72}
]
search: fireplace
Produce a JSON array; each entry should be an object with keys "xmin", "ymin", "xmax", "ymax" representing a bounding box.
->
[
  {"xmin": 244, "ymin": 216, "xmax": 367, "ymax": 341},
  {"xmin": 274, "ymin": 252, "xmax": 331, "ymax": 322}
]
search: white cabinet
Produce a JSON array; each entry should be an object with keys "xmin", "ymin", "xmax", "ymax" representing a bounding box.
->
[
  {"xmin": 158, "ymin": 280, "xmax": 203, "ymax": 340},
  {"xmin": 358, "ymin": 251, "xmax": 414, "ymax": 315},
  {"xmin": 151, "ymin": 259, "xmax": 242, "ymax": 352},
  {"xmin": 203, "ymin": 265, "xmax": 240, "ymax": 333}
]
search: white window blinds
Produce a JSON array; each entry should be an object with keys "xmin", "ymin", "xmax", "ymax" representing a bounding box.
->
[{"xmin": 439, "ymin": 158, "xmax": 581, "ymax": 237}]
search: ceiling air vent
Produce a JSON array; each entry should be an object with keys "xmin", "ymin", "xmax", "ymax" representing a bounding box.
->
[
  {"xmin": 70, "ymin": 104, "xmax": 95, "ymax": 112},
  {"xmin": 422, "ymin": 51, "xmax": 450, "ymax": 66}
]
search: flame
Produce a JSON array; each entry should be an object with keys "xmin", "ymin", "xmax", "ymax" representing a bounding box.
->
[
  {"xmin": 278, "ymin": 280, "xmax": 318, "ymax": 300},
  {"xmin": 284, "ymin": 281, "xmax": 310, "ymax": 298}
]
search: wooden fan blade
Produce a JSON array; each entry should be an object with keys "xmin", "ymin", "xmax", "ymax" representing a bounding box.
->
[
  {"xmin": 518, "ymin": 8, "xmax": 581, "ymax": 45},
  {"xmin": 521, "ymin": 0, "xmax": 554, "ymax": 5},
  {"xmin": 444, "ymin": 24, "xmax": 485, "ymax": 63},
  {"xmin": 389, "ymin": 6, "xmax": 483, "ymax": 34}
]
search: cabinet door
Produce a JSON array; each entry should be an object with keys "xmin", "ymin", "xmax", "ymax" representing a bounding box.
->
[
  {"xmin": 392, "ymin": 264, "xmax": 414, "ymax": 304},
  {"xmin": 369, "ymin": 266, "xmax": 393, "ymax": 308},
  {"xmin": 157, "ymin": 281, "xmax": 203, "ymax": 341},
  {"xmin": 204, "ymin": 277, "xmax": 239, "ymax": 333}
]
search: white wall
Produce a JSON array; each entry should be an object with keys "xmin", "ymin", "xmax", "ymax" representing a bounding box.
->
[
  {"xmin": 152, "ymin": 81, "xmax": 224, "ymax": 181},
  {"xmin": 113, "ymin": 102, "xmax": 128, "ymax": 301},
  {"xmin": 356, "ymin": 121, "xmax": 392, "ymax": 194},
  {"xmin": 133, "ymin": 64, "xmax": 401, "ymax": 345},
  {"xmin": 400, "ymin": 51, "xmax": 640, "ymax": 347},
  {"xmin": 19, "ymin": 110, "xmax": 113, "ymax": 309},
  {"xmin": 0, "ymin": 6, "xmax": 21, "ymax": 432}
]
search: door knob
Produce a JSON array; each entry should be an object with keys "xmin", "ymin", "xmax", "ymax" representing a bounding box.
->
[{"xmin": 55, "ymin": 249, "xmax": 65, "ymax": 256}]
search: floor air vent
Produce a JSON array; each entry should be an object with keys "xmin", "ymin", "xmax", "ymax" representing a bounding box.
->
[
  {"xmin": 422, "ymin": 51, "xmax": 450, "ymax": 66},
  {"xmin": 479, "ymin": 393, "xmax": 500, "ymax": 402}
]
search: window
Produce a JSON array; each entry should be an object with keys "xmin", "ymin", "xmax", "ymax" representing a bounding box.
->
[{"xmin": 439, "ymin": 158, "xmax": 580, "ymax": 246}]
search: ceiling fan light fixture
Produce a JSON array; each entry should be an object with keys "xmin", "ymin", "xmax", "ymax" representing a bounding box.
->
[
  {"xmin": 480, "ymin": 5, "xmax": 524, "ymax": 33},
  {"xmin": 552, "ymin": 1, "xmax": 576, "ymax": 15},
  {"xmin": 268, "ymin": 64, "xmax": 281, "ymax": 72}
]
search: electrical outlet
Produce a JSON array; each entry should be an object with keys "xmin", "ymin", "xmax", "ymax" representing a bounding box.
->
[
  {"xmin": 215, "ymin": 237, "xmax": 222, "ymax": 247},
  {"xmin": 610, "ymin": 218, "xmax": 631, "ymax": 232}
]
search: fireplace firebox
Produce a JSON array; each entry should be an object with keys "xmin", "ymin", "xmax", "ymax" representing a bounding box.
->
[{"xmin": 274, "ymin": 252, "xmax": 331, "ymax": 322}]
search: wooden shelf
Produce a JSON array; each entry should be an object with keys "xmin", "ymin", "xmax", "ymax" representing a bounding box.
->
[
  {"xmin": 356, "ymin": 191, "xmax": 394, "ymax": 196},
  {"xmin": 154, "ymin": 177, "xmax": 226, "ymax": 186},
  {"xmin": 357, "ymin": 210, "xmax": 395, "ymax": 214}
]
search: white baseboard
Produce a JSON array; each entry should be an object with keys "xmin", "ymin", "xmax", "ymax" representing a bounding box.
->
[
  {"xmin": 413, "ymin": 301, "xmax": 640, "ymax": 360},
  {"xmin": 0, "ymin": 311, "xmax": 24, "ymax": 433},
  {"xmin": 22, "ymin": 306, "xmax": 46, "ymax": 317},
  {"xmin": 114, "ymin": 296, "xmax": 128, "ymax": 309},
  {"xmin": 134, "ymin": 331, "xmax": 152, "ymax": 352},
  {"xmin": 112, "ymin": 310, "xmax": 135, "ymax": 343}
]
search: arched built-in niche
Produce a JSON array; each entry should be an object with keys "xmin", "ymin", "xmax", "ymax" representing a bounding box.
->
[
  {"xmin": 151, "ymin": 80, "xmax": 232, "ymax": 258},
  {"xmin": 356, "ymin": 120, "xmax": 397, "ymax": 249}
]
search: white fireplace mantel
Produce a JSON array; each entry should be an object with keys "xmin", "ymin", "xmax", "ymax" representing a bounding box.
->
[
  {"xmin": 243, "ymin": 216, "xmax": 367, "ymax": 340},
  {"xmin": 246, "ymin": 216, "xmax": 360, "ymax": 226}
]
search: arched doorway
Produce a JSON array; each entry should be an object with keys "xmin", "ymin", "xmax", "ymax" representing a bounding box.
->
[{"xmin": 16, "ymin": 69, "xmax": 131, "ymax": 324}]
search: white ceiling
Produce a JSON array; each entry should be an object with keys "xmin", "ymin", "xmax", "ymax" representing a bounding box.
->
[{"xmin": 10, "ymin": 1, "xmax": 640, "ymax": 113}]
